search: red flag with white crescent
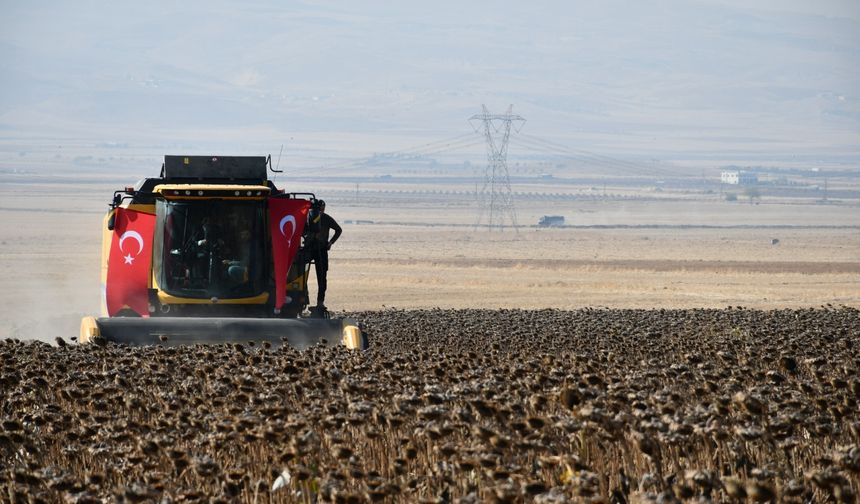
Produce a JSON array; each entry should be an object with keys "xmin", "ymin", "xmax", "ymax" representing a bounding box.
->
[
  {"xmin": 105, "ymin": 208, "xmax": 155, "ymax": 316},
  {"xmin": 269, "ymin": 198, "xmax": 310, "ymax": 310}
]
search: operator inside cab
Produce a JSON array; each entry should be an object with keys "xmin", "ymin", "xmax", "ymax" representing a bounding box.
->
[
  {"xmin": 307, "ymin": 200, "xmax": 341, "ymax": 310},
  {"xmin": 162, "ymin": 201, "xmax": 263, "ymax": 297}
]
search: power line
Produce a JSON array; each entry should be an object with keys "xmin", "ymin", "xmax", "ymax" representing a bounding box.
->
[
  {"xmin": 469, "ymin": 105, "xmax": 524, "ymax": 231},
  {"xmin": 513, "ymin": 133, "xmax": 681, "ymax": 178},
  {"xmin": 509, "ymin": 137, "xmax": 649, "ymax": 177},
  {"xmin": 319, "ymin": 134, "xmax": 483, "ymax": 171}
]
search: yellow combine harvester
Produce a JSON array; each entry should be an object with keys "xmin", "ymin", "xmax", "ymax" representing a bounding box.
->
[{"xmin": 79, "ymin": 155, "xmax": 366, "ymax": 349}]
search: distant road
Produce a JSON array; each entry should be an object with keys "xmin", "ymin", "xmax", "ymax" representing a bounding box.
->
[{"xmin": 350, "ymin": 221, "xmax": 860, "ymax": 230}]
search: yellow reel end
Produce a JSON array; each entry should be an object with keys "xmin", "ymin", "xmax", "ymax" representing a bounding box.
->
[
  {"xmin": 341, "ymin": 321, "xmax": 363, "ymax": 350},
  {"xmin": 79, "ymin": 316, "xmax": 100, "ymax": 344}
]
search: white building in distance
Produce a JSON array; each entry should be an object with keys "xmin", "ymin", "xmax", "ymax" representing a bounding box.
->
[{"xmin": 721, "ymin": 170, "xmax": 758, "ymax": 185}]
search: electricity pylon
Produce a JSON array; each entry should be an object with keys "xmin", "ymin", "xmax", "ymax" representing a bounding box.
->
[{"xmin": 469, "ymin": 105, "xmax": 525, "ymax": 231}]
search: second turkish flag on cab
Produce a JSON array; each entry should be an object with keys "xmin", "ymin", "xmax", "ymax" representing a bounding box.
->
[{"xmin": 268, "ymin": 198, "xmax": 310, "ymax": 310}]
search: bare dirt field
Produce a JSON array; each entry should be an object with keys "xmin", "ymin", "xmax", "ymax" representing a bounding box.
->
[
  {"xmin": 322, "ymin": 226, "xmax": 860, "ymax": 314},
  {"xmin": 0, "ymin": 173, "xmax": 858, "ymax": 341}
]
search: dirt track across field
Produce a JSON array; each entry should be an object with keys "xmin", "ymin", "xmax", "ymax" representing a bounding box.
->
[{"xmin": 342, "ymin": 257, "xmax": 860, "ymax": 274}]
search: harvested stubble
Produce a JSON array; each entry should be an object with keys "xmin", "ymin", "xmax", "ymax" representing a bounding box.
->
[{"xmin": 2, "ymin": 308, "xmax": 859, "ymax": 503}]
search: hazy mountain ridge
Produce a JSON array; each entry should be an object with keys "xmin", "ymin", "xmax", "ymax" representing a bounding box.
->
[{"xmin": 1, "ymin": 0, "xmax": 858, "ymax": 161}]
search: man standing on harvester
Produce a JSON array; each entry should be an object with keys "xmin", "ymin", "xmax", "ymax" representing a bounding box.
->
[{"xmin": 307, "ymin": 200, "xmax": 341, "ymax": 313}]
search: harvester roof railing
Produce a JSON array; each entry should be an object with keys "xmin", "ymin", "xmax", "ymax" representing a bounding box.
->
[{"xmin": 273, "ymin": 192, "xmax": 317, "ymax": 200}]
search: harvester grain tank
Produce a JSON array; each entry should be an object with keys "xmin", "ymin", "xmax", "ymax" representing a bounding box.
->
[{"xmin": 79, "ymin": 155, "xmax": 366, "ymax": 349}]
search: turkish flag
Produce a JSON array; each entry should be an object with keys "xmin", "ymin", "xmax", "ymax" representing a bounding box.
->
[
  {"xmin": 269, "ymin": 198, "xmax": 310, "ymax": 310},
  {"xmin": 105, "ymin": 208, "xmax": 156, "ymax": 316}
]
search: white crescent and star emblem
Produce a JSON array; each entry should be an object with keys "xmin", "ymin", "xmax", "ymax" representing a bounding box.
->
[
  {"xmin": 118, "ymin": 230, "xmax": 145, "ymax": 265},
  {"xmin": 279, "ymin": 215, "xmax": 297, "ymax": 247}
]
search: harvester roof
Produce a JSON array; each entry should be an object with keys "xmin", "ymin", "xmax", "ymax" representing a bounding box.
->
[{"xmin": 162, "ymin": 155, "xmax": 268, "ymax": 182}]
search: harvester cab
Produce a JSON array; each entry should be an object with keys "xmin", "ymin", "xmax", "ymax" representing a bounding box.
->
[{"xmin": 80, "ymin": 155, "xmax": 366, "ymax": 349}]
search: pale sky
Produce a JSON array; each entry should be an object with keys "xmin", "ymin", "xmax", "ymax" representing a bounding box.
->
[{"xmin": 703, "ymin": 0, "xmax": 860, "ymax": 20}]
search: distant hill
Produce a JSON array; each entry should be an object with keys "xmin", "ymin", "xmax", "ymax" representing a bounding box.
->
[{"xmin": 1, "ymin": 0, "xmax": 858, "ymax": 163}]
